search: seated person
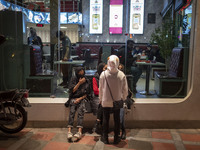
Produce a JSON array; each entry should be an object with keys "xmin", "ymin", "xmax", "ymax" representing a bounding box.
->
[
  {"xmin": 144, "ymin": 44, "xmax": 165, "ymax": 63},
  {"xmin": 67, "ymin": 67, "xmax": 91, "ymax": 141},
  {"xmin": 28, "ymin": 27, "xmax": 43, "ymax": 57},
  {"xmin": 132, "ymin": 46, "xmax": 142, "ymax": 57},
  {"xmin": 92, "ymin": 62, "xmax": 106, "ymax": 133}
]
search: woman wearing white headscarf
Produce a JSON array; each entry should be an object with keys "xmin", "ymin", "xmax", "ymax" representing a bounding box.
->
[{"xmin": 99, "ymin": 55, "xmax": 128, "ymax": 144}]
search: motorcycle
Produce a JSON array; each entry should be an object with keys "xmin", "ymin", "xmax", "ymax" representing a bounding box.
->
[{"xmin": 0, "ymin": 89, "xmax": 31, "ymax": 134}]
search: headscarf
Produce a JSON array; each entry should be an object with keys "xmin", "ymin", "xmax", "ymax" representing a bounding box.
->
[{"xmin": 107, "ymin": 55, "xmax": 119, "ymax": 73}]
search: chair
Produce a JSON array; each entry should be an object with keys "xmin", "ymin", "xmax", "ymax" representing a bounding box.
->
[{"xmin": 154, "ymin": 47, "xmax": 189, "ymax": 98}]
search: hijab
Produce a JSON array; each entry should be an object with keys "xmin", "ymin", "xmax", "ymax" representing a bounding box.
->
[{"xmin": 107, "ymin": 55, "xmax": 119, "ymax": 74}]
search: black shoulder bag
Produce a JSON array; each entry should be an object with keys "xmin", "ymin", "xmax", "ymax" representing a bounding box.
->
[{"xmin": 104, "ymin": 72, "xmax": 123, "ymax": 109}]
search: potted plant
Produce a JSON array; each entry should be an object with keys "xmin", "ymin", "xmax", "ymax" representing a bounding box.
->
[{"xmin": 150, "ymin": 20, "xmax": 176, "ymax": 71}]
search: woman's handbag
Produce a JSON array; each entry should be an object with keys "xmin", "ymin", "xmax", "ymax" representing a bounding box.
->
[
  {"xmin": 104, "ymin": 72, "xmax": 123, "ymax": 109},
  {"xmin": 113, "ymin": 100, "xmax": 124, "ymax": 109},
  {"xmin": 64, "ymin": 100, "xmax": 70, "ymax": 107}
]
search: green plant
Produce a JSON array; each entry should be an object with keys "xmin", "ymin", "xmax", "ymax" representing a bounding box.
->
[{"xmin": 150, "ymin": 21, "xmax": 176, "ymax": 71}]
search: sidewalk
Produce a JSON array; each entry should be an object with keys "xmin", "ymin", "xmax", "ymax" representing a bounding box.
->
[{"xmin": 1, "ymin": 128, "xmax": 200, "ymax": 150}]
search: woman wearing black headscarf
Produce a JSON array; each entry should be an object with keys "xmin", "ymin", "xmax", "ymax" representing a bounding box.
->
[{"xmin": 67, "ymin": 67, "xmax": 91, "ymax": 141}]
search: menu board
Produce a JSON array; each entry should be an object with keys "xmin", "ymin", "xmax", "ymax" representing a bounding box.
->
[
  {"xmin": 109, "ymin": 0, "xmax": 123, "ymax": 34},
  {"xmin": 68, "ymin": 12, "xmax": 78, "ymax": 24},
  {"xmin": 89, "ymin": 0, "xmax": 103, "ymax": 34},
  {"xmin": 0, "ymin": 0, "xmax": 82, "ymax": 25},
  {"xmin": 129, "ymin": 0, "xmax": 144, "ymax": 34}
]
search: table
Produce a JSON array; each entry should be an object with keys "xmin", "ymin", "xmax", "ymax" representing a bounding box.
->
[
  {"xmin": 54, "ymin": 60, "xmax": 85, "ymax": 65},
  {"xmin": 70, "ymin": 55, "xmax": 79, "ymax": 60},
  {"xmin": 54, "ymin": 60, "xmax": 85, "ymax": 82},
  {"xmin": 136, "ymin": 61, "xmax": 165, "ymax": 95},
  {"xmin": 43, "ymin": 54, "xmax": 51, "ymax": 57}
]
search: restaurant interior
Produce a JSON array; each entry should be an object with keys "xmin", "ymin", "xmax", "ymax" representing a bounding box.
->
[{"xmin": 0, "ymin": 0, "xmax": 193, "ymax": 99}]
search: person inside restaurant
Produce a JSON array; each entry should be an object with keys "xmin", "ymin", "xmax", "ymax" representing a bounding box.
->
[
  {"xmin": 144, "ymin": 44, "xmax": 165, "ymax": 63},
  {"xmin": 27, "ymin": 27, "xmax": 43, "ymax": 59},
  {"xmin": 56, "ymin": 31, "xmax": 72, "ymax": 88},
  {"xmin": 117, "ymin": 40, "xmax": 142, "ymax": 93}
]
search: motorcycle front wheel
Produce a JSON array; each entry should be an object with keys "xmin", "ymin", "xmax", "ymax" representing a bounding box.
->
[{"xmin": 0, "ymin": 102, "xmax": 27, "ymax": 134}]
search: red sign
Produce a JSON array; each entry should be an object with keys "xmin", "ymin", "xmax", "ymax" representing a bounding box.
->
[{"xmin": 36, "ymin": 24, "xmax": 44, "ymax": 27}]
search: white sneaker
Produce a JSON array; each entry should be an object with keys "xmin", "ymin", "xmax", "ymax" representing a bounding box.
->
[
  {"xmin": 74, "ymin": 132, "xmax": 82, "ymax": 139},
  {"xmin": 67, "ymin": 132, "xmax": 73, "ymax": 139}
]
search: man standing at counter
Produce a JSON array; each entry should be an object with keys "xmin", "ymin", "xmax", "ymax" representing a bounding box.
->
[
  {"xmin": 56, "ymin": 31, "xmax": 72, "ymax": 87},
  {"xmin": 117, "ymin": 40, "xmax": 142, "ymax": 93}
]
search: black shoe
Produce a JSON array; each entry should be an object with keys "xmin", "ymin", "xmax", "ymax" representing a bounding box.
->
[
  {"xmin": 114, "ymin": 136, "xmax": 121, "ymax": 144},
  {"xmin": 101, "ymin": 136, "xmax": 109, "ymax": 144},
  {"xmin": 133, "ymin": 87, "xmax": 137, "ymax": 93},
  {"xmin": 121, "ymin": 130, "xmax": 126, "ymax": 140}
]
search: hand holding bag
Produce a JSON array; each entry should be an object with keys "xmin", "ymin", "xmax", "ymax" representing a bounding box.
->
[{"xmin": 104, "ymin": 72, "xmax": 123, "ymax": 109}]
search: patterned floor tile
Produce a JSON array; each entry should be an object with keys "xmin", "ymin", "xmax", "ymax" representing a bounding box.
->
[
  {"xmin": 68, "ymin": 143, "xmax": 94, "ymax": 150},
  {"xmin": 180, "ymin": 133, "xmax": 200, "ymax": 142},
  {"xmin": 130, "ymin": 129, "xmax": 152, "ymax": 138},
  {"xmin": 184, "ymin": 144, "xmax": 200, "ymax": 150},
  {"xmin": 152, "ymin": 131, "xmax": 173, "ymax": 140},
  {"xmin": 31, "ymin": 132, "xmax": 56, "ymax": 141},
  {"xmin": 17, "ymin": 139, "xmax": 48, "ymax": 150},
  {"xmin": 0, "ymin": 135, "xmax": 21, "ymax": 149},
  {"xmin": 152, "ymin": 142, "xmax": 176, "ymax": 150},
  {"xmin": 128, "ymin": 139, "xmax": 153, "ymax": 150},
  {"xmin": 76, "ymin": 136, "xmax": 97, "ymax": 145},
  {"xmin": 13, "ymin": 128, "xmax": 32, "ymax": 137},
  {"xmin": 105, "ymin": 138, "xmax": 129, "ymax": 149},
  {"xmin": 51, "ymin": 133, "xmax": 69, "ymax": 142},
  {"xmin": 42, "ymin": 141, "xmax": 71, "ymax": 150}
]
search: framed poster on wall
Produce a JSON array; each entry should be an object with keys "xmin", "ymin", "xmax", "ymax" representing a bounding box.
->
[
  {"xmin": 109, "ymin": 0, "xmax": 123, "ymax": 34},
  {"xmin": 89, "ymin": 0, "xmax": 103, "ymax": 34},
  {"xmin": 129, "ymin": 0, "xmax": 144, "ymax": 34}
]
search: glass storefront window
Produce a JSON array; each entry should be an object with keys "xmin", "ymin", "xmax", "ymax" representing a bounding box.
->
[{"xmin": 0, "ymin": 0, "xmax": 193, "ymax": 100}]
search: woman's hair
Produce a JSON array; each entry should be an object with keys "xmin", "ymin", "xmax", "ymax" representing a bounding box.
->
[
  {"xmin": 97, "ymin": 62, "xmax": 106, "ymax": 75},
  {"xmin": 118, "ymin": 63, "xmax": 124, "ymax": 72}
]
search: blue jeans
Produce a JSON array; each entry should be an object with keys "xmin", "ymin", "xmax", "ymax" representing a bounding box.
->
[{"xmin": 131, "ymin": 66, "xmax": 142, "ymax": 87}]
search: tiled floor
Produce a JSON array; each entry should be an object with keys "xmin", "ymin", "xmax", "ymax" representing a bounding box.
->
[{"xmin": 1, "ymin": 128, "xmax": 200, "ymax": 150}]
